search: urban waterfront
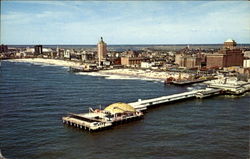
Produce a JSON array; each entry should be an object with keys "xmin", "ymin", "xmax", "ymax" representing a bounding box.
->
[{"xmin": 0, "ymin": 61, "xmax": 249, "ymax": 159}]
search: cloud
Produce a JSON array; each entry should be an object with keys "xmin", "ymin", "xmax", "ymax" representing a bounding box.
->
[{"xmin": 1, "ymin": 1, "xmax": 250, "ymax": 44}]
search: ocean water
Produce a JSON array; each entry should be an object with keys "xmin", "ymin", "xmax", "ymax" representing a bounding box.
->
[{"xmin": 0, "ymin": 61, "xmax": 249, "ymax": 159}]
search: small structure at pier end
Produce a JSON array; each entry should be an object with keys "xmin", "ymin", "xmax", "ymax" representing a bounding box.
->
[{"xmin": 62, "ymin": 102, "xmax": 143, "ymax": 131}]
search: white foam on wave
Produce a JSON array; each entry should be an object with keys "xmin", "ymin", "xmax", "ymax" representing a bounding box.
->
[
  {"xmin": 187, "ymin": 87, "xmax": 195, "ymax": 91},
  {"xmin": 105, "ymin": 75, "xmax": 162, "ymax": 82},
  {"xmin": 105, "ymin": 75, "xmax": 141, "ymax": 80},
  {"xmin": 7, "ymin": 59, "xmax": 58, "ymax": 67},
  {"xmin": 192, "ymin": 83, "xmax": 206, "ymax": 86},
  {"xmin": 33, "ymin": 62, "xmax": 57, "ymax": 67},
  {"xmin": 141, "ymin": 77, "xmax": 162, "ymax": 82},
  {"xmin": 76, "ymin": 71, "xmax": 163, "ymax": 82},
  {"xmin": 187, "ymin": 84, "xmax": 206, "ymax": 91},
  {"xmin": 76, "ymin": 72, "xmax": 108, "ymax": 77}
]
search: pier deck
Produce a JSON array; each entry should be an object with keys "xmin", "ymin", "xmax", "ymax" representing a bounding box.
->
[
  {"xmin": 129, "ymin": 88, "xmax": 222, "ymax": 111},
  {"xmin": 62, "ymin": 113, "xmax": 113, "ymax": 131}
]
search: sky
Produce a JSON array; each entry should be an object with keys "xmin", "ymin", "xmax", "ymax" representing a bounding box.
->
[{"xmin": 1, "ymin": 1, "xmax": 250, "ymax": 45}]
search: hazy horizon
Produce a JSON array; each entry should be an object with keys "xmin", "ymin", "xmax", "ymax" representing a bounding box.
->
[{"xmin": 5, "ymin": 43, "xmax": 250, "ymax": 46}]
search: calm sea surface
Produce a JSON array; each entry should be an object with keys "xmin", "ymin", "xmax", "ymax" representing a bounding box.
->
[{"xmin": 0, "ymin": 61, "xmax": 249, "ymax": 159}]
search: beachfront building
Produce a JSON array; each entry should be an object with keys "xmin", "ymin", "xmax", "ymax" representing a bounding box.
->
[
  {"xmin": 97, "ymin": 37, "xmax": 107, "ymax": 65},
  {"xmin": 244, "ymin": 51, "xmax": 250, "ymax": 58},
  {"xmin": 206, "ymin": 39, "xmax": 244, "ymax": 68},
  {"xmin": 17, "ymin": 47, "xmax": 36, "ymax": 58},
  {"xmin": 175, "ymin": 53, "xmax": 202, "ymax": 69},
  {"xmin": 121, "ymin": 57, "xmax": 144, "ymax": 67},
  {"xmin": 175, "ymin": 53, "xmax": 183, "ymax": 65},
  {"xmin": 57, "ymin": 48, "xmax": 65, "ymax": 59},
  {"xmin": 223, "ymin": 39, "xmax": 237, "ymax": 50},
  {"xmin": 34, "ymin": 45, "xmax": 43, "ymax": 55},
  {"xmin": 64, "ymin": 50, "xmax": 71, "ymax": 59},
  {"xmin": 0, "ymin": 44, "xmax": 8, "ymax": 53},
  {"xmin": 141, "ymin": 62, "xmax": 154, "ymax": 69},
  {"xmin": 244, "ymin": 59, "xmax": 250, "ymax": 68}
]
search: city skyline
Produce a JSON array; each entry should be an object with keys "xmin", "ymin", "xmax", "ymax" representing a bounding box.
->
[{"xmin": 1, "ymin": 1, "xmax": 250, "ymax": 45}]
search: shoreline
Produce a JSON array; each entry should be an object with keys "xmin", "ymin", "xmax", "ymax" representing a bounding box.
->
[
  {"xmin": 6, "ymin": 58, "xmax": 191, "ymax": 81},
  {"xmin": 7, "ymin": 58, "xmax": 82, "ymax": 67}
]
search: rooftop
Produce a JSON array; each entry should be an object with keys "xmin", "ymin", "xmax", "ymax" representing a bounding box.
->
[
  {"xmin": 104, "ymin": 102, "xmax": 136, "ymax": 114},
  {"xmin": 225, "ymin": 39, "xmax": 235, "ymax": 43}
]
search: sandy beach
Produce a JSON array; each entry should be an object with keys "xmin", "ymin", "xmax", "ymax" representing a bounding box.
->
[
  {"xmin": 99, "ymin": 69, "xmax": 190, "ymax": 81},
  {"xmin": 8, "ymin": 58, "xmax": 82, "ymax": 67},
  {"xmin": 7, "ymin": 58, "xmax": 190, "ymax": 81}
]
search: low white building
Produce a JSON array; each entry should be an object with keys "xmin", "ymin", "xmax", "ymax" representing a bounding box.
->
[
  {"xmin": 205, "ymin": 75, "xmax": 250, "ymax": 94},
  {"xmin": 103, "ymin": 61, "xmax": 111, "ymax": 66},
  {"xmin": 141, "ymin": 62, "xmax": 154, "ymax": 69},
  {"xmin": 244, "ymin": 51, "xmax": 250, "ymax": 58},
  {"xmin": 64, "ymin": 50, "xmax": 71, "ymax": 59},
  {"xmin": 243, "ymin": 59, "xmax": 250, "ymax": 68},
  {"xmin": 26, "ymin": 48, "xmax": 35, "ymax": 53}
]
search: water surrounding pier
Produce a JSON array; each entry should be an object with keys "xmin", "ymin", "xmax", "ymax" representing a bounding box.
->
[{"xmin": 0, "ymin": 61, "xmax": 249, "ymax": 159}]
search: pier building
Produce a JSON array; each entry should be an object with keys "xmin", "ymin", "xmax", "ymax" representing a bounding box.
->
[
  {"xmin": 204, "ymin": 76, "xmax": 250, "ymax": 95},
  {"xmin": 62, "ymin": 102, "xmax": 143, "ymax": 131}
]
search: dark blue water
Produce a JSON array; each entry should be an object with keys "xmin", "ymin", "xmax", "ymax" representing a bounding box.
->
[{"xmin": 0, "ymin": 61, "xmax": 249, "ymax": 159}]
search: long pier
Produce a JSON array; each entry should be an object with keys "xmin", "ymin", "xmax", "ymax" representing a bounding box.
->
[
  {"xmin": 129, "ymin": 88, "xmax": 222, "ymax": 111},
  {"xmin": 62, "ymin": 88, "xmax": 222, "ymax": 131},
  {"xmin": 62, "ymin": 81, "xmax": 250, "ymax": 132}
]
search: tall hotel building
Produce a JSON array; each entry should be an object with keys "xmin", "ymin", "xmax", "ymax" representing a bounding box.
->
[
  {"xmin": 206, "ymin": 39, "xmax": 243, "ymax": 68},
  {"xmin": 97, "ymin": 37, "xmax": 107, "ymax": 65},
  {"xmin": 34, "ymin": 45, "xmax": 43, "ymax": 55},
  {"xmin": 0, "ymin": 44, "xmax": 8, "ymax": 53}
]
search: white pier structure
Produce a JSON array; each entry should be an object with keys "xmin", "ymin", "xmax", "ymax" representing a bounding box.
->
[{"xmin": 129, "ymin": 88, "xmax": 222, "ymax": 111}]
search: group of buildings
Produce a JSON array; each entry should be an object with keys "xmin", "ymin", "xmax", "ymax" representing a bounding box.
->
[
  {"xmin": 174, "ymin": 39, "xmax": 250, "ymax": 76},
  {"xmin": 1, "ymin": 38, "xmax": 250, "ymax": 77},
  {"xmin": 175, "ymin": 39, "xmax": 246, "ymax": 68}
]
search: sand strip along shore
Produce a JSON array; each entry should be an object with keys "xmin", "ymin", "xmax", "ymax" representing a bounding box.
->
[
  {"xmin": 7, "ymin": 58, "xmax": 190, "ymax": 81},
  {"xmin": 99, "ymin": 69, "xmax": 190, "ymax": 81},
  {"xmin": 7, "ymin": 58, "xmax": 82, "ymax": 67}
]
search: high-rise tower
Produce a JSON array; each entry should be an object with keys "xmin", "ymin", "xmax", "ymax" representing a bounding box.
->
[
  {"xmin": 97, "ymin": 37, "xmax": 107, "ymax": 65},
  {"xmin": 34, "ymin": 45, "xmax": 43, "ymax": 55}
]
